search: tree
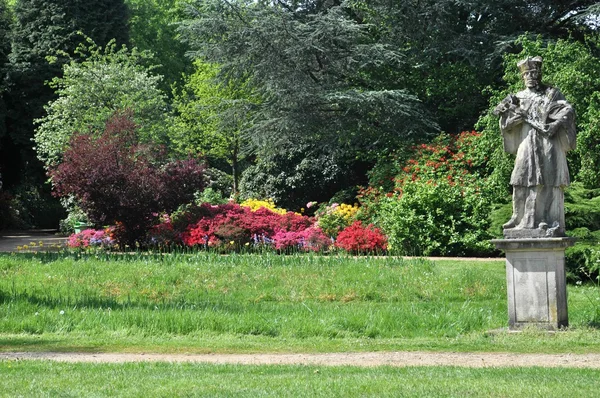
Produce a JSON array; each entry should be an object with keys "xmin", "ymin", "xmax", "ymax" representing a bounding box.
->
[
  {"xmin": 171, "ymin": 60, "xmax": 255, "ymax": 196},
  {"xmin": 2, "ymin": 0, "xmax": 129, "ymax": 189},
  {"xmin": 50, "ymin": 111, "xmax": 206, "ymax": 246},
  {"xmin": 351, "ymin": 0, "xmax": 600, "ymax": 134},
  {"xmin": 178, "ymin": 1, "xmax": 439, "ymax": 205},
  {"xmin": 179, "ymin": 0, "xmax": 437, "ymax": 162},
  {"xmin": 34, "ymin": 39, "xmax": 170, "ymax": 169},
  {"xmin": 125, "ymin": 0, "xmax": 192, "ymax": 92},
  {"xmin": 0, "ymin": 0, "xmax": 11, "ymax": 155}
]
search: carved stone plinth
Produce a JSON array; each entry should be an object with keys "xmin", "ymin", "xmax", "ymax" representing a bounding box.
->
[{"xmin": 492, "ymin": 238, "xmax": 575, "ymax": 330}]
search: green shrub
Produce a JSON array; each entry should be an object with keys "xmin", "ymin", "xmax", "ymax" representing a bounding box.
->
[
  {"xmin": 565, "ymin": 183, "xmax": 600, "ymax": 231},
  {"xmin": 376, "ymin": 180, "xmax": 493, "ymax": 256},
  {"xmin": 366, "ymin": 131, "xmax": 495, "ymax": 257}
]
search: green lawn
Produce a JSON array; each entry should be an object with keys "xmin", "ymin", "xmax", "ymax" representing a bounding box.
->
[
  {"xmin": 1, "ymin": 252, "xmax": 600, "ymax": 353},
  {"xmin": 2, "ymin": 360, "xmax": 600, "ymax": 397}
]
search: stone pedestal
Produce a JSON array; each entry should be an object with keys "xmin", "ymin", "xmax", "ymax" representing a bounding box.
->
[{"xmin": 492, "ymin": 238, "xmax": 575, "ymax": 330}]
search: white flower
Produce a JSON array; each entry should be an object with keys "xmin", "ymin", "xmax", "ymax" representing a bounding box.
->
[{"xmin": 59, "ymin": 310, "xmax": 65, "ymax": 315}]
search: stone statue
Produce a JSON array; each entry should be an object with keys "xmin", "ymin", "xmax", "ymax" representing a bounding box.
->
[{"xmin": 494, "ymin": 56, "xmax": 576, "ymax": 238}]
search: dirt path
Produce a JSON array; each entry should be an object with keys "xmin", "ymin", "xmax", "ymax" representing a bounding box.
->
[{"xmin": 2, "ymin": 351, "xmax": 600, "ymax": 368}]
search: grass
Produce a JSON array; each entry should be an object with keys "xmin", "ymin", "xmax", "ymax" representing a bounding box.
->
[
  {"xmin": 1, "ymin": 251, "xmax": 600, "ymax": 353},
  {"xmin": 2, "ymin": 360, "xmax": 600, "ymax": 397}
]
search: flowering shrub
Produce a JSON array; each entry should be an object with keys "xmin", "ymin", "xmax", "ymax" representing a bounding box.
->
[
  {"xmin": 171, "ymin": 203, "xmax": 312, "ymax": 249},
  {"xmin": 240, "ymin": 198, "xmax": 287, "ymax": 215},
  {"xmin": 315, "ymin": 202, "xmax": 360, "ymax": 238},
  {"xmin": 67, "ymin": 228, "xmax": 115, "ymax": 249},
  {"xmin": 147, "ymin": 214, "xmax": 178, "ymax": 247},
  {"xmin": 150, "ymin": 202, "xmax": 390, "ymax": 254},
  {"xmin": 335, "ymin": 221, "xmax": 387, "ymax": 254},
  {"xmin": 368, "ymin": 131, "xmax": 494, "ymax": 256},
  {"xmin": 273, "ymin": 227, "xmax": 331, "ymax": 252}
]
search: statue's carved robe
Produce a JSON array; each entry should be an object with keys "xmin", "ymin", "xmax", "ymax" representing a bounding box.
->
[{"xmin": 499, "ymin": 86, "xmax": 576, "ymax": 236}]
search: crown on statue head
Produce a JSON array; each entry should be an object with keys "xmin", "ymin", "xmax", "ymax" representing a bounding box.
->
[{"xmin": 517, "ymin": 56, "xmax": 543, "ymax": 74}]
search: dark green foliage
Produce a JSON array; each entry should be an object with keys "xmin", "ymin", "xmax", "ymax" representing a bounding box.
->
[
  {"xmin": 565, "ymin": 235, "xmax": 600, "ymax": 282},
  {"xmin": 239, "ymin": 144, "xmax": 368, "ymax": 211},
  {"xmin": 2, "ymin": 0, "xmax": 129, "ymax": 191},
  {"xmin": 0, "ymin": 0, "xmax": 11, "ymax": 178},
  {"xmin": 352, "ymin": 0, "xmax": 599, "ymax": 134},
  {"xmin": 179, "ymin": 0, "xmax": 438, "ymax": 162},
  {"xmin": 0, "ymin": 178, "xmax": 66, "ymax": 228},
  {"xmin": 565, "ymin": 183, "xmax": 600, "ymax": 232}
]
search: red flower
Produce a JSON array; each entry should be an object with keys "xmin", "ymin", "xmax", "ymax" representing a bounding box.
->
[{"xmin": 335, "ymin": 221, "xmax": 387, "ymax": 254}]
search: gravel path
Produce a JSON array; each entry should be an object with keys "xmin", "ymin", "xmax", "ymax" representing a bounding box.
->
[{"xmin": 2, "ymin": 351, "xmax": 600, "ymax": 368}]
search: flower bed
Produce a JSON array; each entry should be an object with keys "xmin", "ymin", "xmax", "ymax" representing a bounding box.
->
[{"xmin": 68, "ymin": 200, "xmax": 388, "ymax": 254}]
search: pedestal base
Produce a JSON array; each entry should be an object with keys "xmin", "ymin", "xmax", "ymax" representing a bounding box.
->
[{"xmin": 492, "ymin": 238, "xmax": 575, "ymax": 330}]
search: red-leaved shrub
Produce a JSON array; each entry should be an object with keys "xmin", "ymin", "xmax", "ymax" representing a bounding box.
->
[
  {"xmin": 50, "ymin": 111, "xmax": 206, "ymax": 246},
  {"xmin": 335, "ymin": 221, "xmax": 387, "ymax": 254}
]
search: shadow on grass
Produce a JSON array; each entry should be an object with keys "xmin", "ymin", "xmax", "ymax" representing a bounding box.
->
[
  {"xmin": 0, "ymin": 287, "xmax": 261, "ymax": 314},
  {"xmin": 0, "ymin": 336, "xmax": 103, "ymax": 353},
  {"xmin": 586, "ymin": 319, "xmax": 600, "ymax": 329}
]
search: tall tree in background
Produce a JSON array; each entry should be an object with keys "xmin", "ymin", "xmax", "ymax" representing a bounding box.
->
[
  {"xmin": 180, "ymin": 0, "xmax": 437, "ymax": 158},
  {"xmin": 171, "ymin": 60, "xmax": 256, "ymax": 197},
  {"xmin": 126, "ymin": 0, "xmax": 192, "ymax": 93},
  {"xmin": 352, "ymin": 0, "xmax": 600, "ymax": 134},
  {"xmin": 0, "ymin": 0, "xmax": 12, "ymax": 187},
  {"xmin": 2, "ymin": 0, "xmax": 129, "ymax": 190},
  {"xmin": 179, "ymin": 0, "xmax": 438, "ymax": 206},
  {"xmin": 34, "ymin": 40, "xmax": 170, "ymax": 171}
]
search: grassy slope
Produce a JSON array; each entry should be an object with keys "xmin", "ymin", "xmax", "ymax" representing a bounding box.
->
[{"xmin": 1, "ymin": 252, "xmax": 600, "ymax": 353}]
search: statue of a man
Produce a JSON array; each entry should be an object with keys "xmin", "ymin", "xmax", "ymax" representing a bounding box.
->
[{"xmin": 494, "ymin": 56, "xmax": 576, "ymax": 238}]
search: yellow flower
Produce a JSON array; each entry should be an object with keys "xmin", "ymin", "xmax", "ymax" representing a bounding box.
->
[
  {"xmin": 240, "ymin": 198, "xmax": 287, "ymax": 214},
  {"xmin": 230, "ymin": 241, "xmax": 235, "ymax": 245}
]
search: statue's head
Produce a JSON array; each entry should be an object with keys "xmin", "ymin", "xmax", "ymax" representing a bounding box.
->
[{"xmin": 517, "ymin": 56, "xmax": 543, "ymax": 90}]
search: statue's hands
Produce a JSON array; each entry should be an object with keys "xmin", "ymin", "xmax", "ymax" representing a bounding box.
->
[
  {"xmin": 503, "ymin": 107, "xmax": 524, "ymax": 128},
  {"xmin": 494, "ymin": 94, "xmax": 520, "ymax": 116},
  {"xmin": 545, "ymin": 121, "xmax": 562, "ymax": 137}
]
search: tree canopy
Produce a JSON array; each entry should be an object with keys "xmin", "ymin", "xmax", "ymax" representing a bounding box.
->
[
  {"xmin": 34, "ymin": 39, "xmax": 170, "ymax": 169},
  {"xmin": 179, "ymin": 0, "xmax": 438, "ymax": 161},
  {"xmin": 1, "ymin": 0, "xmax": 600, "ymax": 232}
]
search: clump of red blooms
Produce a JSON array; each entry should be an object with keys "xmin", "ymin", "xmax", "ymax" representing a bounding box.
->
[
  {"xmin": 357, "ymin": 131, "xmax": 482, "ymax": 208},
  {"xmin": 142, "ymin": 202, "xmax": 386, "ymax": 253},
  {"xmin": 335, "ymin": 221, "xmax": 387, "ymax": 254}
]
